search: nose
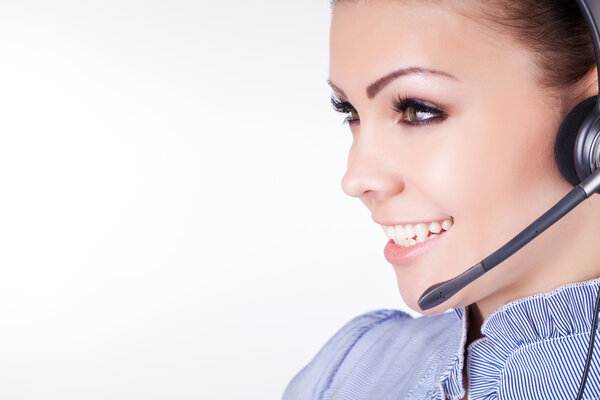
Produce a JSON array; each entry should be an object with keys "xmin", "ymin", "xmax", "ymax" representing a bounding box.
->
[{"xmin": 340, "ymin": 133, "xmax": 406, "ymax": 202}]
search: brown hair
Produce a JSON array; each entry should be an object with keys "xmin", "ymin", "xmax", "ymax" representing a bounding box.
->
[{"xmin": 330, "ymin": 0, "xmax": 596, "ymax": 93}]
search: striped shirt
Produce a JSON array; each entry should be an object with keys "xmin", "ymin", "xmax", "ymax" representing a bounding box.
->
[{"xmin": 282, "ymin": 278, "xmax": 600, "ymax": 400}]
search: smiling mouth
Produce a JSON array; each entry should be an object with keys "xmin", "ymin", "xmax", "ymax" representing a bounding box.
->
[{"xmin": 381, "ymin": 217, "xmax": 454, "ymax": 247}]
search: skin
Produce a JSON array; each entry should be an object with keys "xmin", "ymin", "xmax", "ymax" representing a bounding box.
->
[{"xmin": 329, "ymin": 0, "xmax": 600, "ymax": 337}]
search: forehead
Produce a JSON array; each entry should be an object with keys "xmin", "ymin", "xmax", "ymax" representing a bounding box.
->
[{"xmin": 328, "ymin": 1, "xmax": 537, "ymax": 97}]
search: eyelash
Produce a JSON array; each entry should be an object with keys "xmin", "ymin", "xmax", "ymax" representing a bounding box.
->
[{"xmin": 330, "ymin": 94, "xmax": 447, "ymax": 127}]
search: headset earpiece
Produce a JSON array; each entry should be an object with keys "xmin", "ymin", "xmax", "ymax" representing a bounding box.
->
[{"xmin": 555, "ymin": 95, "xmax": 598, "ymax": 186}]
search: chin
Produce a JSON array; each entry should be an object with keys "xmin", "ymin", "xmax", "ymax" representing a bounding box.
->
[
  {"xmin": 398, "ymin": 283, "xmax": 452, "ymax": 316},
  {"xmin": 396, "ymin": 273, "xmax": 471, "ymax": 316}
]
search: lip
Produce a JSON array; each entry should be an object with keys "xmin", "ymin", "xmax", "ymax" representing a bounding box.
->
[{"xmin": 383, "ymin": 233, "xmax": 446, "ymax": 265}]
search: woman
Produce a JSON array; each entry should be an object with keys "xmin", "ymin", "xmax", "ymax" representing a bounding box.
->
[{"xmin": 283, "ymin": 0, "xmax": 600, "ymax": 399}]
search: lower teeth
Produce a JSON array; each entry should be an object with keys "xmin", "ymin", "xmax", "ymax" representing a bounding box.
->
[{"xmin": 394, "ymin": 233, "xmax": 441, "ymax": 247}]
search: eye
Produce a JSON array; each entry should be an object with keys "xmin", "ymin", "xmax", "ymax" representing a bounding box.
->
[
  {"xmin": 330, "ymin": 96, "xmax": 360, "ymax": 125},
  {"xmin": 392, "ymin": 94, "xmax": 447, "ymax": 126}
]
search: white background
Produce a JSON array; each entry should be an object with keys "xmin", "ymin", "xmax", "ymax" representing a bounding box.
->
[{"xmin": 0, "ymin": 1, "xmax": 414, "ymax": 399}]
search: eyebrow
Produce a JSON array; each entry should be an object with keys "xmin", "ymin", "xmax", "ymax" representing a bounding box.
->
[{"xmin": 327, "ymin": 66, "xmax": 458, "ymax": 100}]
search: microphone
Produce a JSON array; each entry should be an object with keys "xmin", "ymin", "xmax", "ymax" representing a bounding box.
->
[{"xmin": 417, "ymin": 167, "xmax": 600, "ymax": 310}]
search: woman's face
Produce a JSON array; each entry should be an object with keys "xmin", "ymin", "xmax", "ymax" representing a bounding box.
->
[{"xmin": 329, "ymin": 1, "xmax": 577, "ymax": 315}]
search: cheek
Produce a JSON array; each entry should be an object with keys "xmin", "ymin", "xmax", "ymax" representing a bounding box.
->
[{"xmin": 437, "ymin": 100, "xmax": 560, "ymax": 247}]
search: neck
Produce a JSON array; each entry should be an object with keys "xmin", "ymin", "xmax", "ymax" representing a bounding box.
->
[{"xmin": 466, "ymin": 304, "xmax": 485, "ymax": 346}]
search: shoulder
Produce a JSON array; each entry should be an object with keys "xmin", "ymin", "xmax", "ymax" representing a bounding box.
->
[{"xmin": 282, "ymin": 309, "xmax": 460, "ymax": 400}]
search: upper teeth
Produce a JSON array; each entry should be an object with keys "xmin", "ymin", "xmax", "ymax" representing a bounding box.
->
[{"xmin": 382, "ymin": 218, "xmax": 454, "ymax": 247}]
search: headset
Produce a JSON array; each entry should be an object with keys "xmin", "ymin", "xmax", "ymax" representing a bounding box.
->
[{"xmin": 417, "ymin": 0, "xmax": 600, "ymax": 398}]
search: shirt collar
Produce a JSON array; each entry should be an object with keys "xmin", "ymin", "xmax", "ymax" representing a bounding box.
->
[
  {"xmin": 438, "ymin": 277, "xmax": 600, "ymax": 400},
  {"xmin": 438, "ymin": 306, "xmax": 468, "ymax": 400}
]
